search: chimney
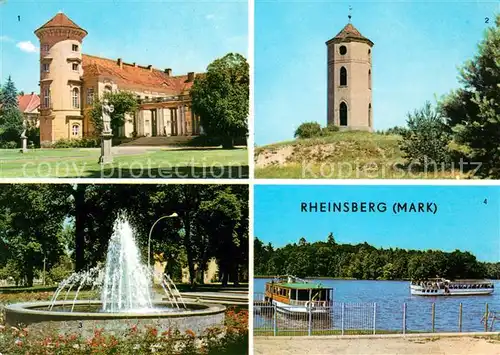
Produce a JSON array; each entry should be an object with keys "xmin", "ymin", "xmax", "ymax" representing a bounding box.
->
[
  {"xmin": 117, "ymin": 58, "xmax": 123, "ymax": 68},
  {"xmin": 133, "ymin": 62, "xmax": 137, "ymax": 67},
  {"xmin": 147, "ymin": 65, "xmax": 153, "ymax": 72},
  {"xmin": 31, "ymin": 92, "xmax": 34, "ymax": 95},
  {"xmin": 164, "ymin": 68, "xmax": 172, "ymax": 76},
  {"xmin": 187, "ymin": 72, "xmax": 195, "ymax": 82}
]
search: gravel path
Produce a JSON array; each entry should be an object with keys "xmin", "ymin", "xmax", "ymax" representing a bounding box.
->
[{"xmin": 254, "ymin": 336, "xmax": 500, "ymax": 354}]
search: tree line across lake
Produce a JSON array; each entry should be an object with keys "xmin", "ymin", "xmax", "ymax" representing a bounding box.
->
[{"xmin": 254, "ymin": 234, "xmax": 500, "ymax": 281}]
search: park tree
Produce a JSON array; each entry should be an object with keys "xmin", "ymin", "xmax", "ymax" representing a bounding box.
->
[
  {"xmin": 0, "ymin": 184, "xmax": 70, "ymax": 286},
  {"xmin": 440, "ymin": 14, "xmax": 500, "ymax": 177},
  {"xmin": 191, "ymin": 53, "xmax": 249, "ymax": 149},
  {"xmin": 0, "ymin": 76, "xmax": 24, "ymax": 145},
  {"xmin": 89, "ymin": 91, "xmax": 138, "ymax": 136}
]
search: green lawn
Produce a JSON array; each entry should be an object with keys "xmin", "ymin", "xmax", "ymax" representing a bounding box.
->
[
  {"xmin": 255, "ymin": 132, "xmax": 471, "ymax": 179},
  {"xmin": 0, "ymin": 148, "xmax": 248, "ymax": 178}
]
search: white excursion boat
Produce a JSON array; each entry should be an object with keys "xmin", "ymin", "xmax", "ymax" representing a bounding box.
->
[
  {"xmin": 264, "ymin": 275, "xmax": 333, "ymax": 316},
  {"xmin": 410, "ymin": 278, "xmax": 494, "ymax": 296}
]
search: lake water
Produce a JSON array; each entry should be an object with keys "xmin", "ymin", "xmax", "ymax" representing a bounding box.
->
[{"xmin": 254, "ymin": 278, "xmax": 500, "ymax": 332}]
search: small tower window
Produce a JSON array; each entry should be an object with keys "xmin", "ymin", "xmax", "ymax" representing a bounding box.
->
[
  {"xmin": 340, "ymin": 67, "xmax": 347, "ymax": 86},
  {"xmin": 72, "ymin": 88, "xmax": 80, "ymax": 109},
  {"xmin": 72, "ymin": 124, "xmax": 80, "ymax": 136},
  {"xmin": 72, "ymin": 44, "xmax": 79, "ymax": 52},
  {"xmin": 42, "ymin": 63, "xmax": 50, "ymax": 73},
  {"xmin": 43, "ymin": 87, "xmax": 50, "ymax": 108},
  {"xmin": 340, "ymin": 102, "xmax": 348, "ymax": 126},
  {"xmin": 42, "ymin": 44, "xmax": 49, "ymax": 52},
  {"xmin": 368, "ymin": 103, "xmax": 372, "ymax": 127},
  {"xmin": 72, "ymin": 63, "xmax": 79, "ymax": 71},
  {"xmin": 339, "ymin": 45, "xmax": 347, "ymax": 55},
  {"xmin": 369, "ymin": 70, "xmax": 372, "ymax": 89},
  {"xmin": 104, "ymin": 85, "xmax": 112, "ymax": 94}
]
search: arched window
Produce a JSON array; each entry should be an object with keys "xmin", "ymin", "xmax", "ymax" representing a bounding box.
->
[
  {"xmin": 369, "ymin": 70, "xmax": 372, "ymax": 89},
  {"xmin": 72, "ymin": 124, "xmax": 80, "ymax": 136},
  {"xmin": 340, "ymin": 102, "xmax": 348, "ymax": 126},
  {"xmin": 72, "ymin": 88, "xmax": 80, "ymax": 109},
  {"xmin": 104, "ymin": 85, "xmax": 112, "ymax": 94},
  {"xmin": 340, "ymin": 67, "xmax": 347, "ymax": 86},
  {"xmin": 368, "ymin": 103, "xmax": 372, "ymax": 127}
]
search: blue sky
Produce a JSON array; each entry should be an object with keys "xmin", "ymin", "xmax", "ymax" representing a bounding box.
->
[
  {"xmin": 255, "ymin": 185, "xmax": 500, "ymax": 262},
  {"xmin": 0, "ymin": 0, "xmax": 247, "ymax": 93},
  {"xmin": 255, "ymin": 1, "xmax": 500, "ymax": 145}
]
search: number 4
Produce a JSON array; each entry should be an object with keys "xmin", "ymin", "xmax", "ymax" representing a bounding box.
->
[{"xmin": 484, "ymin": 198, "xmax": 488, "ymax": 204}]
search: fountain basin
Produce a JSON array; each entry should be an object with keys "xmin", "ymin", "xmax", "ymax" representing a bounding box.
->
[{"xmin": 5, "ymin": 300, "xmax": 226, "ymax": 336}]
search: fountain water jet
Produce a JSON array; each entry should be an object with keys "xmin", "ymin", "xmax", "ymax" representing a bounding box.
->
[
  {"xmin": 101, "ymin": 217, "xmax": 153, "ymax": 313},
  {"xmin": 5, "ymin": 216, "xmax": 226, "ymax": 335}
]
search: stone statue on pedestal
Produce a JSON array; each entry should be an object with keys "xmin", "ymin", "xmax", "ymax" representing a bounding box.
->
[
  {"xmin": 102, "ymin": 99, "xmax": 114, "ymax": 134},
  {"xmin": 99, "ymin": 100, "xmax": 114, "ymax": 164},
  {"xmin": 20, "ymin": 119, "xmax": 28, "ymax": 153}
]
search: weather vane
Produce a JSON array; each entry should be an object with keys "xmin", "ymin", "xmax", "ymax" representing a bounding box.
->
[{"xmin": 348, "ymin": 5, "xmax": 352, "ymax": 23}]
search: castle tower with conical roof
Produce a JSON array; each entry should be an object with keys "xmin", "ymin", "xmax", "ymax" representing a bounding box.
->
[
  {"xmin": 326, "ymin": 21, "xmax": 374, "ymax": 131},
  {"xmin": 35, "ymin": 12, "xmax": 87, "ymax": 145}
]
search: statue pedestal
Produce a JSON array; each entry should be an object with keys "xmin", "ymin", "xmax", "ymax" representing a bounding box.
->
[
  {"xmin": 20, "ymin": 135, "xmax": 28, "ymax": 153},
  {"xmin": 98, "ymin": 132, "xmax": 113, "ymax": 164}
]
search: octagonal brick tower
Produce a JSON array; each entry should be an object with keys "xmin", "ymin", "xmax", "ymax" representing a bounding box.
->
[
  {"xmin": 326, "ymin": 22, "xmax": 374, "ymax": 131},
  {"xmin": 35, "ymin": 12, "xmax": 88, "ymax": 145}
]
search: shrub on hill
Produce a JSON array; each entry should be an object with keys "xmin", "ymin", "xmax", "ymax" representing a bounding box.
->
[
  {"xmin": 294, "ymin": 122, "xmax": 322, "ymax": 139},
  {"xmin": 51, "ymin": 137, "xmax": 100, "ymax": 148},
  {"xmin": 399, "ymin": 101, "xmax": 452, "ymax": 168}
]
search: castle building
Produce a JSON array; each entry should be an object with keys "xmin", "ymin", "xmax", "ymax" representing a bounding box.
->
[
  {"xmin": 35, "ymin": 12, "xmax": 202, "ymax": 145},
  {"xmin": 326, "ymin": 20, "xmax": 374, "ymax": 131}
]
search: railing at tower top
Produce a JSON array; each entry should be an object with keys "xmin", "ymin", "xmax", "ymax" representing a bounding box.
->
[{"xmin": 139, "ymin": 95, "xmax": 191, "ymax": 105}]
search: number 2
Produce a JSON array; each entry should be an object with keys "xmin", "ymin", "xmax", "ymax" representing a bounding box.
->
[{"xmin": 485, "ymin": 17, "xmax": 489, "ymax": 24}]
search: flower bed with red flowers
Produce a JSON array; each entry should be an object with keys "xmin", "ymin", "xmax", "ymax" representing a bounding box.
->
[{"xmin": 0, "ymin": 307, "xmax": 249, "ymax": 354}]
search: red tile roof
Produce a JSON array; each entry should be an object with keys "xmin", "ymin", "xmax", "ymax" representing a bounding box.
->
[
  {"xmin": 82, "ymin": 54, "xmax": 196, "ymax": 95},
  {"xmin": 35, "ymin": 12, "xmax": 87, "ymax": 34},
  {"xmin": 18, "ymin": 93, "xmax": 40, "ymax": 113},
  {"xmin": 328, "ymin": 23, "xmax": 373, "ymax": 46}
]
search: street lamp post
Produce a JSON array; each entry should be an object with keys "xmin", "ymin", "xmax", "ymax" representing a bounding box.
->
[{"xmin": 148, "ymin": 212, "xmax": 178, "ymax": 272}]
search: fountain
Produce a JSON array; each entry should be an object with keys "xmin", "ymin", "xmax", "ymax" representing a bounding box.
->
[{"xmin": 4, "ymin": 217, "xmax": 225, "ymax": 336}]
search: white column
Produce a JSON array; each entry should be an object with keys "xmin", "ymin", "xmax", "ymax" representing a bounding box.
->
[
  {"xmin": 164, "ymin": 108, "xmax": 171, "ymax": 136},
  {"xmin": 177, "ymin": 106, "xmax": 182, "ymax": 136}
]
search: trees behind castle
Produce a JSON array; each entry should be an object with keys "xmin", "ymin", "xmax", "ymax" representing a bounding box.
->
[
  {"xmin": 0, "ymin": 184, "xmax": 248, "ymax": 287},
  {"xmin": 254, "ymin": 235, "xmax": 500, "ymax": 281},
  {"xmin": 0, "ymin": 76, "xmax": 24, "ymax": 148},
  {"xmin": 191, "ymin": 53, "xmax": 249, "ymax": 149}
]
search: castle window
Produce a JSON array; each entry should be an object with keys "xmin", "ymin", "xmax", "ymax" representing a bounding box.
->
[
  {"xmin": 339, "ymin": 45, "xmax": 347, "ymax": 55},
  {"xmin": 72, "ymin": 44, "xmax": 79, "ymax": 52},
  {"xmin": 87, "ymin": 88, "xmax": 94, "ymax": 106},
  {"xmin": 72, "ymin": 63, "xmax": 79, "ymax": 71},
  {"xmin": 42, "ymin": 44, "xmax": 49, "ymax": 52},
  {"xmin": 72, "ymin": 88, "xmax": 80, "ymax": 109},
  {"xmin": 42, "ymin": 63, "xmax": 50, "ymax": 73},
  {"xmin": 43, "ymin": 87, "xmax": 50, "ymax": 108},
  {"xmin": 340, "ymin": 102, "xmax": 348, "ymax": 126},
  {"xmin": 369, "ymin": 70, "xmax": 371, "ymax": 89},
  {"xmin": 340, "ymin": 67, "xmax": 347, "ymax": 86},
  {"xmin": 72, "ymin": 124, "xmax": 80, "ymax": 136},
  {"xmin": 368, "ymin": 103, "xmax": 372, "ymax": 127}
]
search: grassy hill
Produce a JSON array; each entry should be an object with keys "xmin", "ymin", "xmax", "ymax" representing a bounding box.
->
[{"xmin": 255, "ymin": 131, "xmax": 466, "ymax": 179}]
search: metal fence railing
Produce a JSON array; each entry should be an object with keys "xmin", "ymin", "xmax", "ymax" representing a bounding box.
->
[{"xmin": 254, "ymin": 299, "xmax": 496, "ymax": 336}]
